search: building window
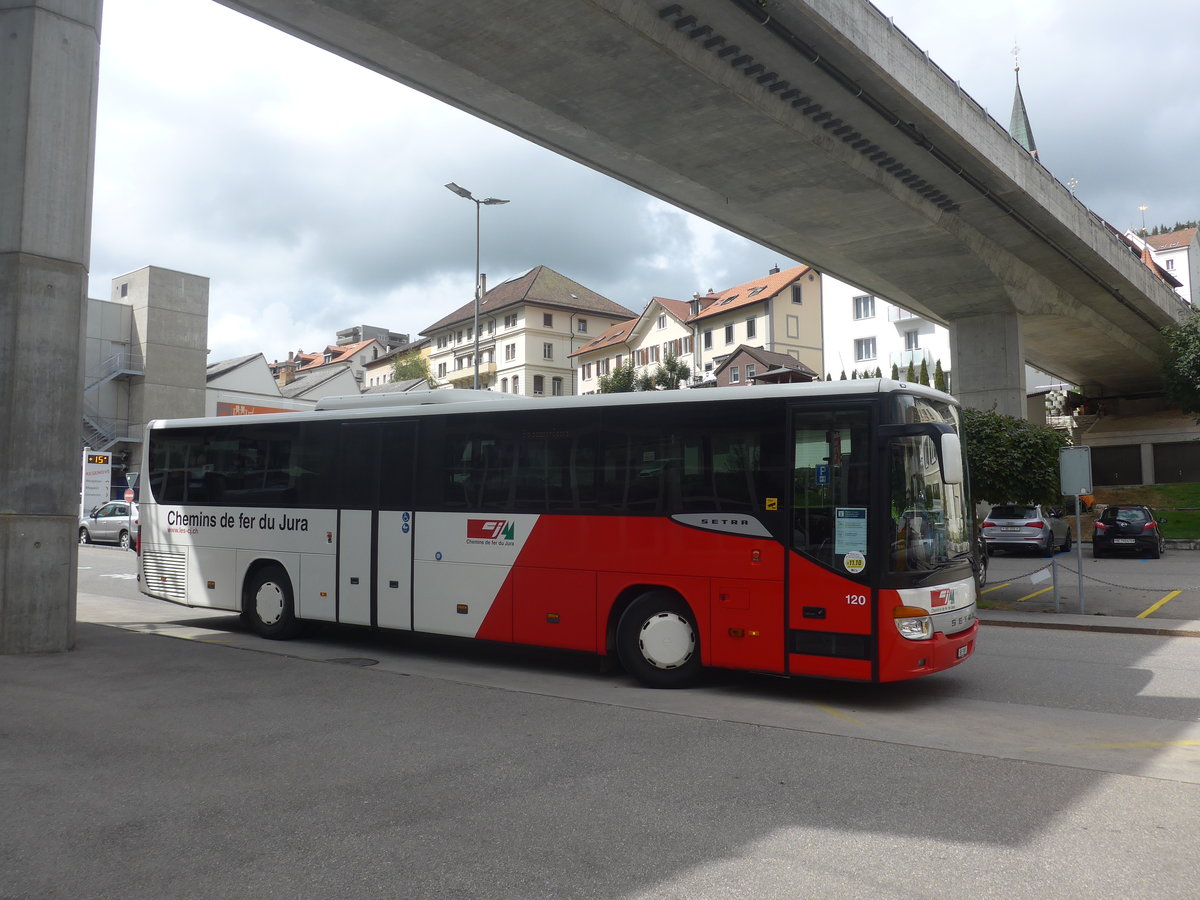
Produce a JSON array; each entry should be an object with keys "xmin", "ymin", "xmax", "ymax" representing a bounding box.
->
[
  {"xmin": 551, "ymin": 377, "xmax": 563, "ymax": 396},
  {"xmin": 746, "ymin": 317, "xmax": 756, "ymax": 339},
  {"xmin": 853, "ymin": 295, "xmax": 876, "ymax": 320},
  {"xmin": 543, "ymin": 342, "xmax": 553, "ymax": 360},
  {"xmin": 746, "ymin": 364, "xmax": 756, "ymax": 380},
  {"xmin": 504, "ymin": 313, "xmax": 517, "ymax": 328},
  {"xmin": 791, "ymin": 285, "xmax": 802, "ymax": 304},
  {"xmin": 703, "ymin": 330, "xmax": 713, "ymax": 350},
  {"xmin": 533, "ymin": 375, "xmax": 545, "ymax": 395},
  {"xmin": 505, "ymin": 343, "xmax": 516, "ymax": 361},
  {"xmin": 501, "ymin": 377, "xmax": 508, "ymax": 392},
  {"xmin": 724, "ymin": 324, "xmax": 734, "ymax": 344},
  {"xmin": 730, "ymin": 366, "xmax": 740, "ymax": 384},
  {"xmin": 854, "ymin": 337, "xmax": 877, "ymax": 361},
  {"xmin": 904, "ymin": 330, "xmax": 919, "ymax": 351},
  {"xmin": 1166, "ymin": 258, "xmax": 1175, "ymax": 270},
  {"xmin": 512, "ymin": 375, "xmax": 519, "ymax": 394},
  {"xmin": 683, "ymin": 335, "xmax": 694, "ymax": 354},
  {"xmin": 577, "ymin": 318, "xmax": 588, "ymax": 333},
  {"xmin": 487, "ymin": 320, "xmax": 495, "ymax": 334},
  {"xmin": 120, "ymin": 283, "xmax": 129, "ymax": 298},
  {"xmin": 543, "ymin": 313, "xmax": 553, "ymax": 328},
  {"xmin": 658, "ymin": 314, "xmax": 667, "ymax": 329},
  {"xmin": 437, "ymin": 362, "xmax": 447, "ymax": 377}
]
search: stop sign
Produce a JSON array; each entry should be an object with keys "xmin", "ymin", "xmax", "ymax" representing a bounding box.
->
[{"xmin": 124, "ymin": 488, "xmax": 135, "ymax": 502}]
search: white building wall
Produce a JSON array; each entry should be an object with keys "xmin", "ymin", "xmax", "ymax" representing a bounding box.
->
[{"xmin": 821, "ymin": 275, "xmax": 952, "ymax": 384}]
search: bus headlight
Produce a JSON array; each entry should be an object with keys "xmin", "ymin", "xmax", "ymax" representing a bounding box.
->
[{"xmin": 893, "ymin": 606, "xmax": 933, "ymax": 641}]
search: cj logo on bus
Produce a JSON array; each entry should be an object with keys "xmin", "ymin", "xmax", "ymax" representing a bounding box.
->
[
  {"xmin": 930, "ymin": 588, "xmax": 959, "ymax": 608},
  {"xmin": 467, "ymin": 519, "xmax": 515, "ymax": 544}
]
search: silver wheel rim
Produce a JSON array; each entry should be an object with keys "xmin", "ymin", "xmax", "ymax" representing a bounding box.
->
[
  {"xmin": 255, "ymin": 581, "xmax": 285, "ymax": 626},
  {"xmin": 638, "ymin": 612, "xmax": 695, "ymax": 670}
]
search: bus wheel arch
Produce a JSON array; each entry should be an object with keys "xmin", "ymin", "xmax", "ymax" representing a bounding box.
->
[
  {"xmin": 243, "ymin": 560, "xmax": 302, "ymax": 640},
  {"xmin": 614, "ymin": 588, "xmax": 702, "ymax": 688}
]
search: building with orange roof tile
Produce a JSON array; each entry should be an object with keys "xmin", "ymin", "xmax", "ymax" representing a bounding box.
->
[{"xmin": 1125, "ymin": 227, "xmax": 1197, "ymax": 306}]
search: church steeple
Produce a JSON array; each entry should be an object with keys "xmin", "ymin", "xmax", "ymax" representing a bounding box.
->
[{"xmin": 1009, "ymin": 44, "xmax": 1039, "ymax": 159}]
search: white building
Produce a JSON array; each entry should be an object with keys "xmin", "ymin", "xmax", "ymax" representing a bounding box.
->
[
  {"xmin": 422, "ymin": 265, "xmax": 637, "ymax": 396},
  {"xmin": 821, "ymin": 277, "xmax": 952, "ymax": 386},
  {"xmin": 1125, "ymin": 227, "xmax": 1198, "ymax": 305}
]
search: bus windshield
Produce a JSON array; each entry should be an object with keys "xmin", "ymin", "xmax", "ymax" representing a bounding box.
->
[{"xmin": 888, "ymin": 431, "xmax": 971, "ymax": 572}]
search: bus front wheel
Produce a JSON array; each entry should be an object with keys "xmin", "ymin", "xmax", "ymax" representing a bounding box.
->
[
  {"xmin": 245, "ymin": 565, "xmax": 301, "ymax": 640},
  {"xmin": 616, "ymin": 592, "xmax": 701, "ymax": 689}
]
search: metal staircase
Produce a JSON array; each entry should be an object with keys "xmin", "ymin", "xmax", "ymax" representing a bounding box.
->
[{"xmin": 81, "ymin": 349, "xmax": 144, "ymax": 451}]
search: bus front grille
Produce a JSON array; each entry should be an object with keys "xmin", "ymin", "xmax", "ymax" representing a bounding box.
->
[{"xmin": 142, "ymin": 549, "xmax": 188, "ymax": 603}]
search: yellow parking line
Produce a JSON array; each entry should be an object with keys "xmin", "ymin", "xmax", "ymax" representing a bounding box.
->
[
  {"xmin": 1014, "ymin": 586, "xmax": 1052, "ymax": 603},
  {"xmin": 1024, "ymin": 739, "xmax": 1200, "ymax": 752},
  {"xmin": 809, "ymin": 703, "xmax": 865, "ymax": 727},
  {"xmin": 980, "ymin": 582, "xmax": 1009, "ymax": 595},
  {"xmin": 1137, "ymin": 590, "xmax": 1182, "ymax": 619}
]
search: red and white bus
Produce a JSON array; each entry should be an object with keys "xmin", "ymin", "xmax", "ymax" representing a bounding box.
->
[{"xmin": 138, "ymin": 380, "xmax": 978, "ymax": 686}]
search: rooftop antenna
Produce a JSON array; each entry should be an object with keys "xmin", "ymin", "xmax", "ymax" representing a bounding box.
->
[{"xmin": 1138, "ymin": 204, "xmax": 1148, "ymax": 236}]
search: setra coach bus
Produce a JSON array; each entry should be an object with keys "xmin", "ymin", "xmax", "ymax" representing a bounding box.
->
[{"xmin": 138, "ymin": 380, "xmax": 978, "ymax": 686}]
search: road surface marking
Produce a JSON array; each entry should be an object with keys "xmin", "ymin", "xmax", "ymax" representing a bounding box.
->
[
  {"xmin": 1137, "ymin": 590, "xmax": 1182, "ymax": 619},
  {"xmin": 809, "ymin": 703, "xmax": 865, "ymax": 726},
  {"xmin": 1023, "ymin": 739, "xmax": 1200, "ymax": 752},
  {"xmin": 1014, "ymin": 586, "xmax": 1052, "ymax": 603}
]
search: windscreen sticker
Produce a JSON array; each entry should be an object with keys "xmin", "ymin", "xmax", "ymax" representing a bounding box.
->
[
  {"xmin": 834, "ymin": 507, "xmax": 868, "ymax": 554},
  {"xmin": 843, "ymin": 551, "xmax": 866, "ymax": 574}
]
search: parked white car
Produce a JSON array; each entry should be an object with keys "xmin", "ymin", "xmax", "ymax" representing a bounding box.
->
[
  {"xmin": 79, "ymin": 500, "xmax": 138, "ymax": 550},
  {"xmin": 981, "ymin": 504, "xmax": 1071, "ymax": 557}
]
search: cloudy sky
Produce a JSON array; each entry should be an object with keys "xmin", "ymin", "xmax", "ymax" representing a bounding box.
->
[{"xmin": 89, "ymin": 0, "xmax": 1200, "ymax": 364}]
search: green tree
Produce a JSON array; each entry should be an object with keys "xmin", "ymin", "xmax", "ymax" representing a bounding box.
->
[
  {"xmin": 874, "ymin": 367, "xmax": 883, "ymax": 379},
  {"xmin": 653, "ymin": 352, "xmax": 691, "ymax": 390},
  {"xmin": 599, "ymin": 360, "xmax": 638, "ymax": 393},
  {"xmin": 891, "ymin": 363, "xmax": 900, "ymax": 381},
  {"xmin": 1161, "ymin": 313, "xmax": 1200, "ymax": 416},
  {"xmin": 391, "ymin": 350, "xmax": 435, "ymax": 387},
  {"xmin": 960, "ymin": 407, "xmax": 1068, "ymax": 508},
  {"xmin": 934, "ymin": 360, "xmax": 946, "ymax": 392},
  {"xmin": 635, "ymin": 368, "xmax": 656, "ymax": 392},
  {"xmin": 918, "ymin": 359, "xmax": 930, "ymax": 386},
  {"xmin": 906, "ymin": 361, "xmax": 916, "ymax": 382}
]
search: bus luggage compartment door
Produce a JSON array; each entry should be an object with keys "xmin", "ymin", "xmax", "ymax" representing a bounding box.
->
[{"xmin": 338, "ymin": 509, "xmax": 373, "ymax": 626}]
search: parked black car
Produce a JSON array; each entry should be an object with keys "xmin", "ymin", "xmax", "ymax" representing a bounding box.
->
[{"xmin": 1092, "ymin": 505, "xmax": 1167, "ymax": 559}]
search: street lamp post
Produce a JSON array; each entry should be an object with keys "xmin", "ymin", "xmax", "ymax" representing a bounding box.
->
[{"xmin": 445, "ymin": 182, "xmax": 509, "ymax": 390}]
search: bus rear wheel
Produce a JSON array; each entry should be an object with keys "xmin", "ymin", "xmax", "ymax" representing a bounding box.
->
[
  {"xmin": 616, "ymin": 592, "xmax": 701, "ymax": 688},
  {"xmin": 245, "ymin": 564, "xmax": 301, "ymax": 640}
]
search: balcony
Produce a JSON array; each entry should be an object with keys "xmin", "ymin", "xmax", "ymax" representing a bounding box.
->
[
  {"xmin": 889, "ymin": 348, "xmax": 933, "ymax": 372},
  {"xmin": 445, "ymin": 361, "xmax": 497, "ymax": 388},
  {"xmin": 888, "ymin": 306, "xmax": 928, "ymax": 324}
]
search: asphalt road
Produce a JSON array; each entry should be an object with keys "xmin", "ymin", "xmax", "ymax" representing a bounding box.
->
[
  {"xmin": 981, "ymin": 544, "xmax": 1200, "ymax": 619},
  {"xmin": 1, "ymin": 545, "xmax": 1194, "ymax": 898}
]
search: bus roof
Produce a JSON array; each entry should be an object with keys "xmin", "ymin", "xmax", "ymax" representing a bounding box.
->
[{"xmin": 146, "ymin": 379, "xmax": 957, "ymax": 431}]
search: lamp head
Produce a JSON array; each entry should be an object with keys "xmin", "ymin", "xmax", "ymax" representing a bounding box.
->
[{"xmin": 444, "ymin": 182, "xmax": 473, "ymax": 200}]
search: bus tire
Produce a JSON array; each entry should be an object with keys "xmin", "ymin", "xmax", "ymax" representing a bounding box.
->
[
  {"xmin": 245, "ymin": 564, "xmax": 301, "ymax": 640},
  {"xmin": 616, "ymin": 591, "xmax": 701, "ymax": 689}
]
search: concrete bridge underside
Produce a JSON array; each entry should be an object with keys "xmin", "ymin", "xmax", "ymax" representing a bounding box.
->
[{"xmin": 217, "ymin": 0, "xmax": 1187, "ymax": 414}]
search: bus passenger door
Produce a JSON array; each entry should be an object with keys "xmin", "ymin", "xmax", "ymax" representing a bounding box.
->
[{"xmin": 338, "ymin": 421, "xmax": 417, "ymax": 629}]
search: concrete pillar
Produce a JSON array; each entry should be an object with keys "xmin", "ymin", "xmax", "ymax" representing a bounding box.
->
[
  {"xmin": 0, "ymin": 1, "xmax": 102, "ymax": 653},
  {"xmin": 949, "ymin": 311, "xmax": 1028, "ymax": 419},
  {"xmin": 1140, "ymin": 443, "xmax": 1155, "ymax": 487}
]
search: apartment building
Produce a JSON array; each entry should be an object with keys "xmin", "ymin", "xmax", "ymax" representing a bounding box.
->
[{"xmin": 421, "ymin": 265, "xmax": 637, "ymax": 396}]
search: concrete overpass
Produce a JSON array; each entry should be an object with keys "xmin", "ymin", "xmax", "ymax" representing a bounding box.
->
[{"xmin": 211, "ymin": 0, "xmax": 1190, "ymax": 414}]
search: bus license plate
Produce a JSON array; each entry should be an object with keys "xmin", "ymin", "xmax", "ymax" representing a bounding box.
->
[{"xmin": 957, "ymin": 645, "xmax": 969, "ymax": 659}]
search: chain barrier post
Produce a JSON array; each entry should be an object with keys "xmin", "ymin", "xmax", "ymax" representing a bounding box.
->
[
  {"xmin": 1051, "ymin": 553, "xmax": 1060, "ymax": 612},
  {"xmin": 1075, "ymin": 493, "xmax": 1085, "ymax": 614}
]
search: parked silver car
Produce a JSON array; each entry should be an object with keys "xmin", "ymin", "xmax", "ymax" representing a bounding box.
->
[
  {"xmin": 981, "ymin": 504, "xmax": 1071, "ymax": 556},
  {"xmin": 79, "ymin": 500, "xmax": 138, "ymax": 550}
]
